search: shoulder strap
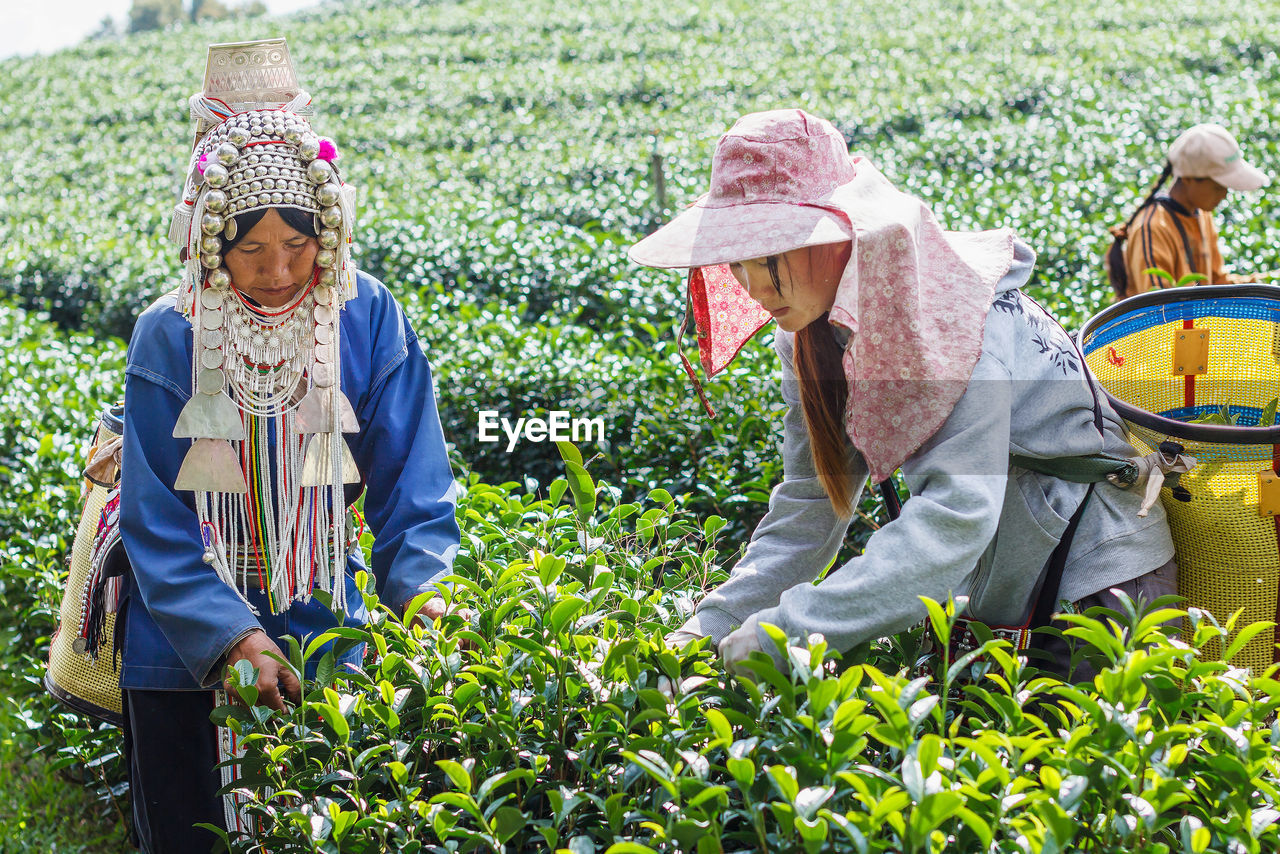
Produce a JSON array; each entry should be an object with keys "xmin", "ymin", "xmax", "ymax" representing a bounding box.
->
[
  {"xmin": 1026, "ymin": 301, "xmax": 1108, "ymax": 629},
  {"xmin": 1154, "ymin": 197, "xmax": 1198, "ymax": 275},
  {"xmin": 1028, "ymin": 482, "xmax": 1096, "ymax": 631}
]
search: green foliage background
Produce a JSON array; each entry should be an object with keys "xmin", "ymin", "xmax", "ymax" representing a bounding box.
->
[
  {"xmin": 5, "ymin": 0, "xmax": 1280, "ymax": 335},
  {"xmin": 3, "ymin": 0, "xmax": 1280, "ymax": 850}
]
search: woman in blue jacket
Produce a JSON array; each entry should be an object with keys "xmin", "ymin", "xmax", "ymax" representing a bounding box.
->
[{"xmin": 118, "ymin": 40, "xmax": 461, "ymax": 851}]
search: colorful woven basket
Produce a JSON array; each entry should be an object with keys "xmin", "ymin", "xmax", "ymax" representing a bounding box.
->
[
  {"xmin": 1081, "ymin": 285, "xmax": 1280, "ymax": 674},
  {"xmin": 45, "ymin": 405, "xmax": 126, "ymax": 726}
]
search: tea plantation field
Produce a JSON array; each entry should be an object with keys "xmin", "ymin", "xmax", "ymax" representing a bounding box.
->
[{"xmin": 4, "ymin": 0, "xmax": 1280, "ymax": 850}]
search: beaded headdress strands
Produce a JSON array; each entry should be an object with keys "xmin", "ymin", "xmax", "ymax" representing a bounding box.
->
[{"xmin": 166, "ymin": 39, "xmax": 360, "ymax": 614}]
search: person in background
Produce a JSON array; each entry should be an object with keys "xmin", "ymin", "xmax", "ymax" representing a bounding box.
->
[{"xmin": 1116, "ymin": 123, "xmax": 1270, "ymax": 298}]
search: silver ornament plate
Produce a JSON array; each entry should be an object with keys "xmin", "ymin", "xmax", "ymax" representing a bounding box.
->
[
  {"xmin": 197, "ymin": 368, "xmax": 226, "ymax": 395},
  {"xmin": 312, "ymin": 363, "xmax": 335, "ymax": 388},
  {"xmin": 173, "ymin": 392, "xmax": 246, "ymax": 440}
]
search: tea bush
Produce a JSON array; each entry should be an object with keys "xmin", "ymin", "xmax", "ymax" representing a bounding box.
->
[
  {"xmin": 213, "ymin": 459, "xmax": 1280, "ymax": 853},
  {"xmin": 0, "ymin": 304, "xmax": 130, "ymax": 846}
]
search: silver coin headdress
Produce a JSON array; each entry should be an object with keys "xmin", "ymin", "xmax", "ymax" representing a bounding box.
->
[{"xmin": 166, "ymin": 39, "xmax": 360, "ymax": 615}]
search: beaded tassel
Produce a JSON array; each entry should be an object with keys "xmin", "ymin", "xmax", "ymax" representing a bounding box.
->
[{"xmin": 182, "ymin": 274, "xmax": 353, "ymax": 614}]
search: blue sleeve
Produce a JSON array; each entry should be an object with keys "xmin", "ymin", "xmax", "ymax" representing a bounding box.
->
[
  {"xmin": 347, "ymin": 291, "xmax": 461, "ymax": 612},
  {"xmin": 119, "ymin": 313, "xmax": 262, "ymax": 687}
]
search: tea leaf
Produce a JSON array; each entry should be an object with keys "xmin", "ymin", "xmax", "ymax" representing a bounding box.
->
[{"xmin": 1261, "ymin": 398, "xmax": 1278, "ymax": 427}]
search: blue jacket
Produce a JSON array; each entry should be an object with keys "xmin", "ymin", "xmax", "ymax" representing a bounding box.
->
[{"xmin": 119, "ymin": 272, "xmax": 460, "ymax": 690}]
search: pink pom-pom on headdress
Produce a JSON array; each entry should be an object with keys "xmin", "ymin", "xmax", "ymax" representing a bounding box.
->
[
  {"xmin": 317, "ymin": 138, "xmax": 339, "ymax": 162},
  {"xmin": 196, "ymin": 152, "xmax": 211, "ymax": 176}
]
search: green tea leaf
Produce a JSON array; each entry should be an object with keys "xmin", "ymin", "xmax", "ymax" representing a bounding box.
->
[
  {"xmin": 564, "ymin": 460, "xmax": 596, "ymax": 523},
  {"xmin": 1261, "ymin": 398, "xmax": 1278, "ymax": 427},
  {"xmin": 555, "ymin": 441, "xmax": 583, "ymax": 467},
  {"xmin": 436, "ymin": 759, "xmax": 473, "ymax": 794}
]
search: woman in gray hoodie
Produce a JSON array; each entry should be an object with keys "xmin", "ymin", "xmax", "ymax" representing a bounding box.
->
[{"xmin": 629, "ymin": 109, "xmax": 1177, "ymax": 677}]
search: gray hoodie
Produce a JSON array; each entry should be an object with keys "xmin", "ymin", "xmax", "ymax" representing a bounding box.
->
[{"xmin": 683, "ymin": 242, "xmax": 1175, "ymax": 650}]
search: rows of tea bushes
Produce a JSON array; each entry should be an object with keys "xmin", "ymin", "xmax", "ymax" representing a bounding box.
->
[
  {"xmin": 5, "ymin": 0, "xmax": 1280, "ymax": 518},
  {"xmin": 4, "ymin": 0, "xmax": 1280, "ymax": 339},
  {"xmin": 5, "ymin": 0, "xmax": 1280, "ymax": 512}
]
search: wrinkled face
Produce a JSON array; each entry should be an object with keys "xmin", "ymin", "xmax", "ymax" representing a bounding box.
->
[
  {"xmin": 224, "ymin": 208, "xmax": 319, "ymax": 308},
  {"xmin": 729, "ymin": 242, "xmax": 852, "ymax": 333},
  {"xmin": 1183, "ymin": 176, "xmax": 1231, "ymax": 211}
]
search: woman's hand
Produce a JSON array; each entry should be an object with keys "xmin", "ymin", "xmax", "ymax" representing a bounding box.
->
[
  {"xmin": 224, "ymin": 629, "xmax": 301, "ymax": 712},
  {"xmin": 718, "ymin": 615, "xmax": 767, "ymax": 675},
  {"xmin": 414, "ymin": 595, "xmax": 476, "ymax": 626},
  {"xmin": 664, "ymin": 629, "xmax": 706, "ymax": 650},
  {"xmin": 407, "ymin": 596, "xmax": 477, "ymax": 651}
]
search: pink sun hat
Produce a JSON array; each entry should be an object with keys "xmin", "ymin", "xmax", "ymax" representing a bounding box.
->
[
  {"xmin": 630, "ymin": 110, "xmax": 856, "ymax": 269},
  {"xmin": 630, "ymin": 110, "xmax": 858, "ymax": 383},
  {"xmin": 629, "ymin": 109, "xmax": 1019, "ymax": 482}
]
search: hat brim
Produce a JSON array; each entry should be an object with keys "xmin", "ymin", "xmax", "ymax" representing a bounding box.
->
[
  {"xmin": 1210, "ymin": 158, "xmax": 1270, "ymax": 192},
  {"xmin": 629, "ymin": 199, "xmax": 854, "ymax": 269}
]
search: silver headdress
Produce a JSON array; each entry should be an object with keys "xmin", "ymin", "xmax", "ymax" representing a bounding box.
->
[{"xmin": 167, "ymin": 39, "xmax": 360, "ymax": 615}]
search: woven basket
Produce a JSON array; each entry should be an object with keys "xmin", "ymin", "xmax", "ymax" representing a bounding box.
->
[
  {"xmin": 44, "ymin": 405, "xmax": 125, "ymax": 726},
  {"xmin": 1081, "ymin": 285, "xmax": 1280, "ymax": 674}
]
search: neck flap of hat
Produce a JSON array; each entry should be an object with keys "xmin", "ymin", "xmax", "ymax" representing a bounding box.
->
[{"xmin": 687, "ymin": 158, "xmax": 1014, "ymax": 482}]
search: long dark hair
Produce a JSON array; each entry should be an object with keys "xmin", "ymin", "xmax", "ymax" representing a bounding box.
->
[
  {"xmin": 765, "ymin": 253, "xmax": 853, "ymax": 517},
  {"xmin": 1107, "ymin": 161, "xmax": 1173, "ymax": 298},
  {"xmin": 223, "ymin": 206, "xmax": 318, "ymax": 252}
]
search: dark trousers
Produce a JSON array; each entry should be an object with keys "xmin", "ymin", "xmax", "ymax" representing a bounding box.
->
[
  {"xmin": 122, "ymin": 688, "xmax": 228, "ymax": 853},
  {"xmin": 1034, "ymin": 558, "xmax": 1180, "ymax": 682}
]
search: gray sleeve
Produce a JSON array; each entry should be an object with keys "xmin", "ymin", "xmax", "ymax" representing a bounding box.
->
[
  {"xmin": 684, "ymin": 330, "xmax": 867, "ymax": 644},
  {"xmin": 749, "ymin": 346, "xmax": 1013, "ymax": 653}
]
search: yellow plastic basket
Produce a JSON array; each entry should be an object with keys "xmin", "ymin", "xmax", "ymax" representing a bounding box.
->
[{"xmin": 1081, "ymin": 285, "xmax": 1280, "ymax": 674}]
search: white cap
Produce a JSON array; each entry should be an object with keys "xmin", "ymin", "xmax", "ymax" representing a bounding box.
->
[{"xmin": 1168, "ymin": 123, "xmax": 1269, "ymax": 191}]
